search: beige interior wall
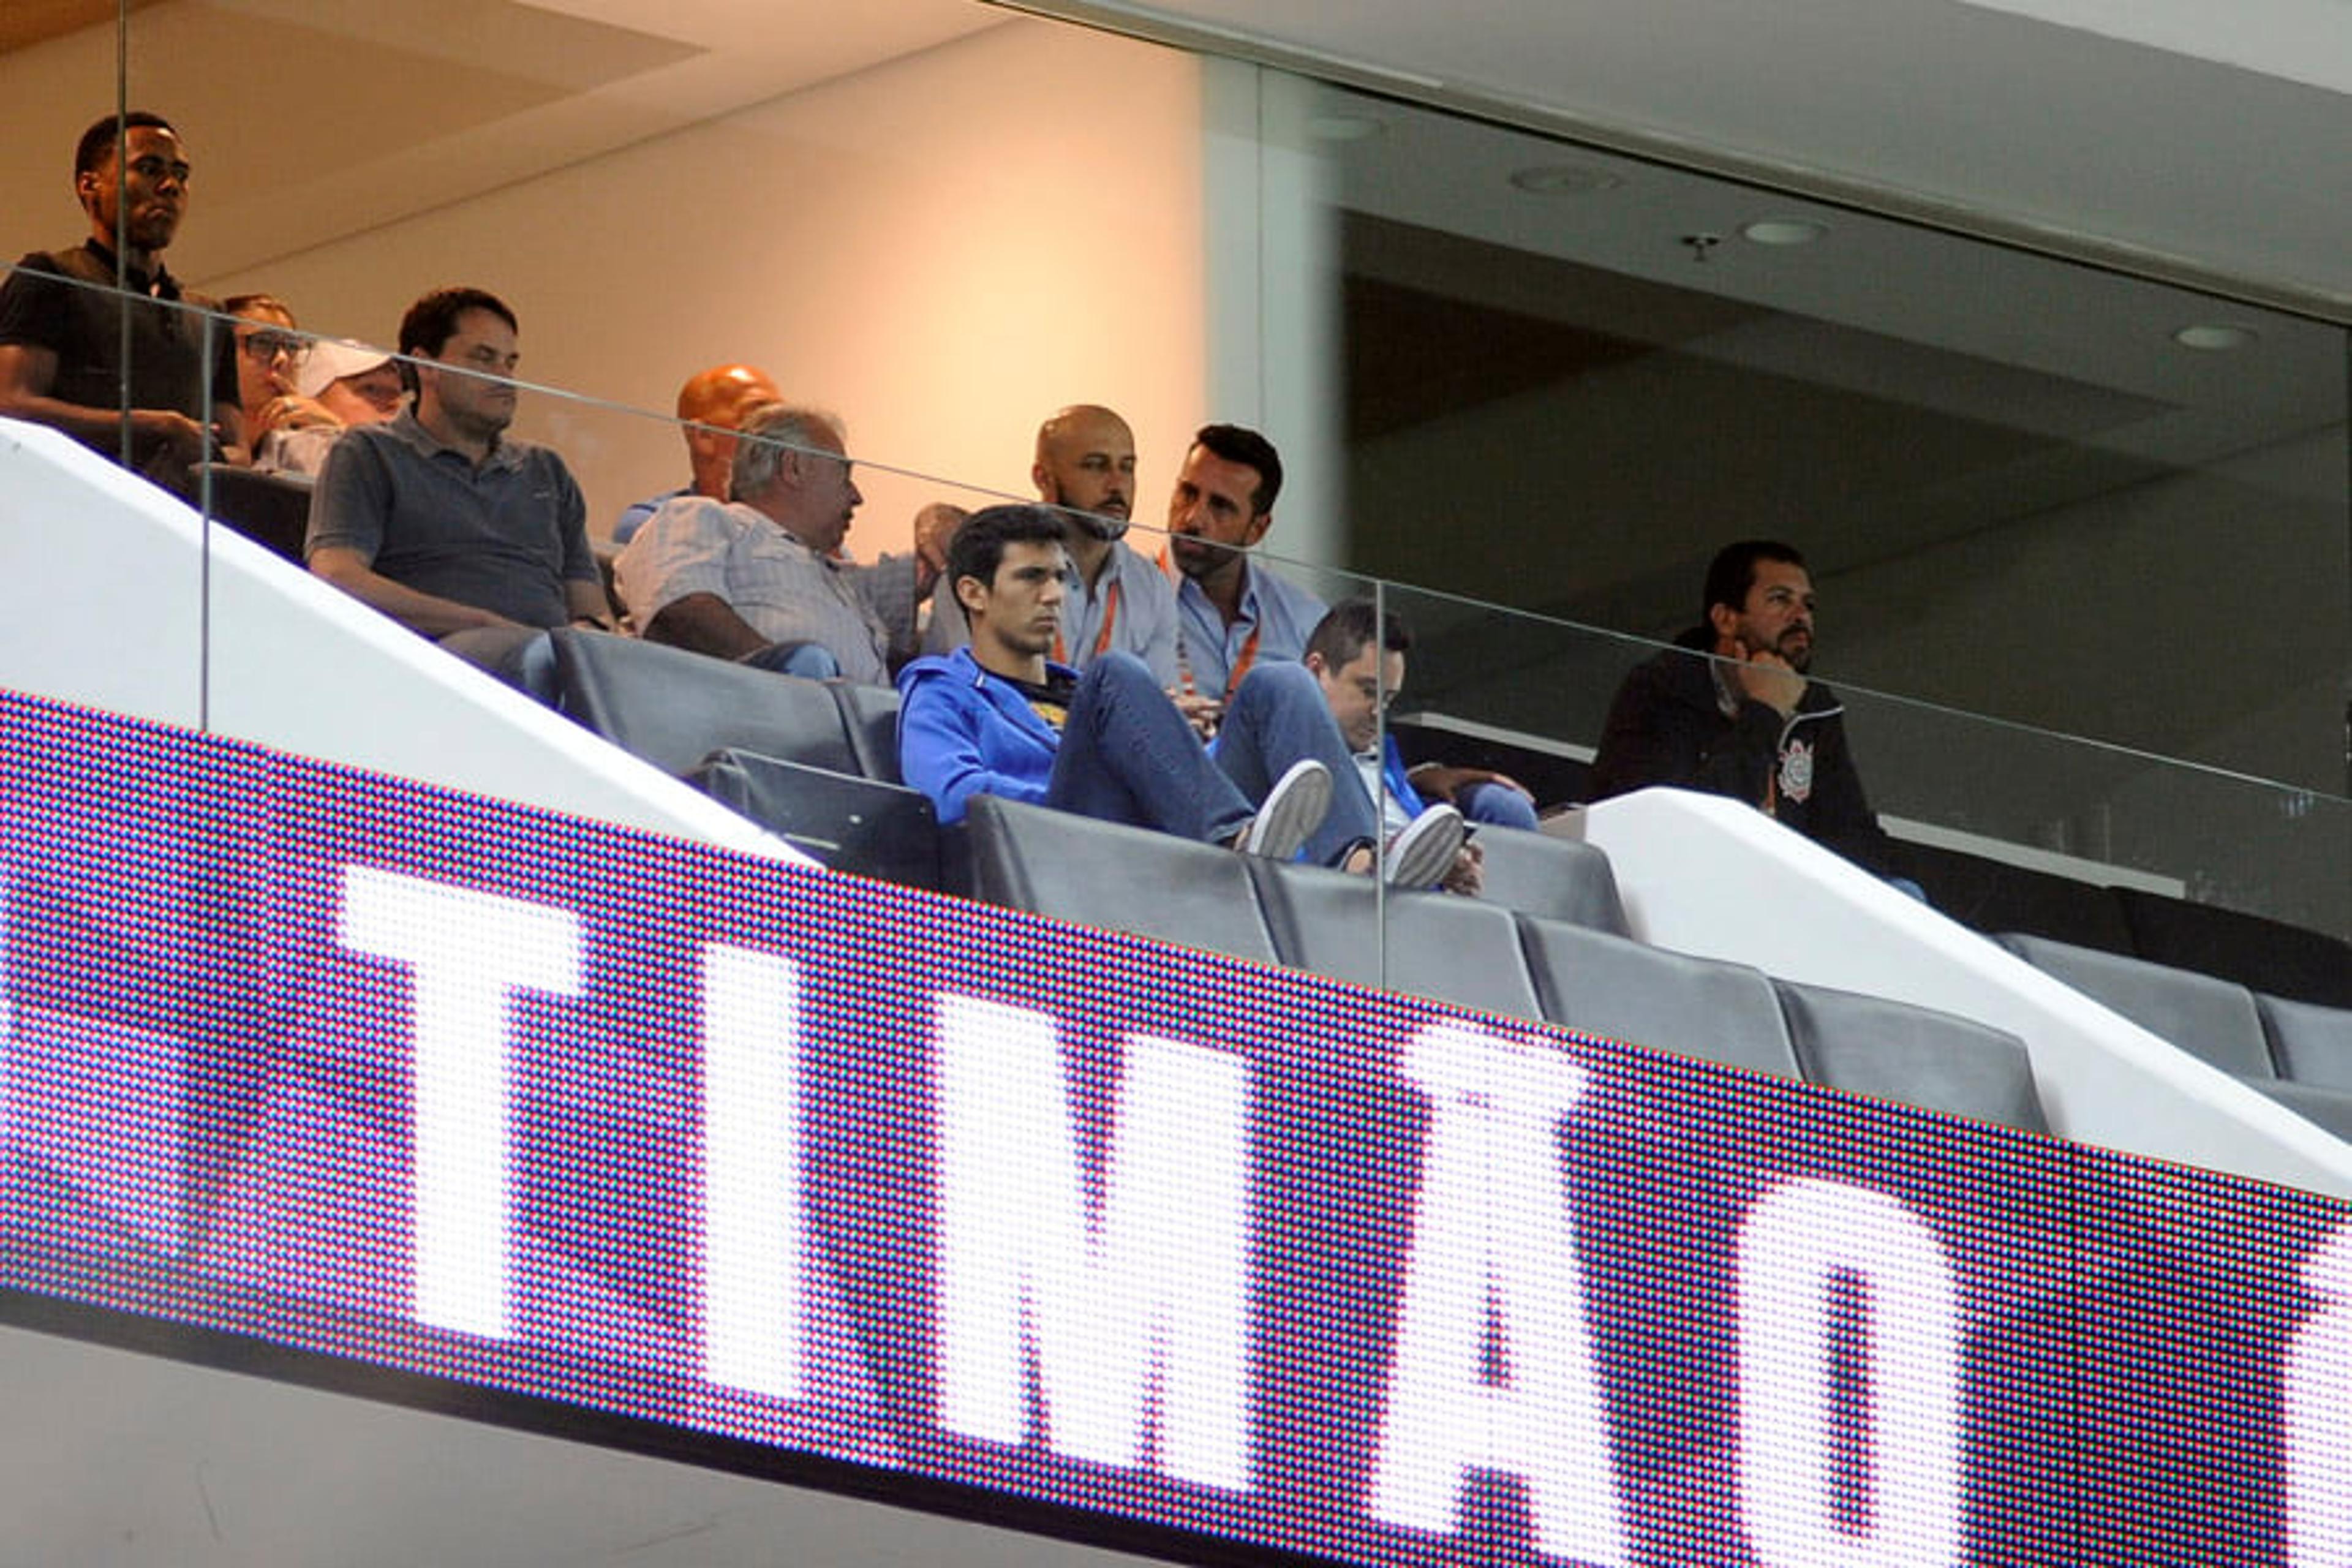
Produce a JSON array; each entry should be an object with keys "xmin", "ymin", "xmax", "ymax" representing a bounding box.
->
[{"xmin": 165, "ymin": 18, "xmax": 1212, "ymax": 556}]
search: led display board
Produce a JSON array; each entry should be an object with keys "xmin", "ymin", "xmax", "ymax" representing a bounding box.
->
[{"xmin": 2, "ymin": 689, "xmax": 2348, "ymax": 1566}]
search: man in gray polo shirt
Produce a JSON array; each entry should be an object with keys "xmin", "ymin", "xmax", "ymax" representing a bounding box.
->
[{"xmin": 307, "ymin": 287, "xmax": 612, "ymax": 693}]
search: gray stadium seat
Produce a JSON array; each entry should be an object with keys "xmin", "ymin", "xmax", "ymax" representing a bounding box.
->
[
  {"xmin": 1248, "ymin": 861, "xmax": 1544, "ymax": 1021},
  {"xmin": 2258, "ymin": 993, "xmax": 2352, "ymax": 1092},
  {"xmin": 1515, "ymin": 914, "xmax": 1802, "ymax": 1079},
  {"xmin": 1996, "ymin": 932, "xmax": 2274, "ymax": 1077},
  {"xmin": 832, "ymin": 682, "xmax": 905, "ymax": 783},
  {"xmin": 549, "ymin": 628, "xmax": 859, "ymax": 777},
  {"xmin": 1774, "ymin": 979, "xmax": 2049, "ymax": 1133},
  {"xmin": 690, "ymin": 749, "xmax": 941, "ymax": 889},
  {"xmin": 965, "ymin": 796, "xmax": 1278, "ymax": 964},
  {"xmin": 1471, "ymin": 826, "xmax": 1629, "ymax": 933}
]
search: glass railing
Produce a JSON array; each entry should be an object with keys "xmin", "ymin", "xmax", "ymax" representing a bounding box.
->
[{"xmin": 2, "ymin": 272, "xmax": 2345, "ymax": 962}]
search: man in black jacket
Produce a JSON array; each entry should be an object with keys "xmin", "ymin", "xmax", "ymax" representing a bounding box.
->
[{"xmin": 1590, "ymin": 539, "xmax": 1898, "ymax": 876}]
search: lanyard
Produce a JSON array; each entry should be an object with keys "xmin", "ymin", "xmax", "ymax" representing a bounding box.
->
[{"xmin": 1053, "ymin": 577, "xmax": 1124, "ymax": 665}]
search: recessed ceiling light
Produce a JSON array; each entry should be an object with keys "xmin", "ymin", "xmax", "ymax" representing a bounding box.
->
[
  {"xmin": 1509, "ymin": 165, "xmax": 1624, "ymax": 195},
  {"xmin": 1740, "ymin": 217, "xmax": 1828, "ymax": 246},
  {"xmin": 1305, "ymin": 113, "xmax": 1385, "ymax": 142},
  {"xmin": 2172, "ymin": 323, "xmax": 2258, "ymax": 352}
]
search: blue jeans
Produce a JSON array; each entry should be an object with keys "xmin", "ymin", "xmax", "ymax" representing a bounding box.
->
[
  {"xmin": 1208, "ymin": 661, "xmax": 1380, "ymax": 865},
  {"xmin": 1457, "ymin": 778, "xmax": 1540, "ymax": 831},
  {"xmin": 439, "ymin": 625, "xmax": 558, "ymax": 705},
  {"xmin": 739, "ymin": 641, "xmax": 842, "ymax": 679},
  {"xmin": 1046, "ymin": 654, "xmax": 1259, "ymax": 845}
]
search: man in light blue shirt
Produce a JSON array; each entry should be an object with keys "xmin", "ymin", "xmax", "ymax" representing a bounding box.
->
[{"xmin": 1166, "ymin": 424, "xmax": 1327, "ymax": 717}]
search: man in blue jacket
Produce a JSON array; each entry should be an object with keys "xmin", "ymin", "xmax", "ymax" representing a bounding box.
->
[{"xmin": 897, "ymin": 505, "xmax": 1463, "ymax": 884}]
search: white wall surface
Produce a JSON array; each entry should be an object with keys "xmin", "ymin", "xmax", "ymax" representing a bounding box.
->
[{"xmin": 196, "ymin": 18, "xmax": 1213, "ymax": 560}]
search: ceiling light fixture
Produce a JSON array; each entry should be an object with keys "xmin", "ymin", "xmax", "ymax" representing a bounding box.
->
[
  {"xmin": 1509, "ymin": 165, "xmax": 1624, "ymax": 195},
  {"xmin": 1740, "ymin": 217, "xmax": 1829, "ymax": 246},
  {"xmin": 2172, "ymin": 323, "xmax": 2258, "ymax": 352}
]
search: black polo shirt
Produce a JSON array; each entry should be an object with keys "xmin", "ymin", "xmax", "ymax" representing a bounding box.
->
[{"xmin": 0, "ymin": 239, "xmax": 238, "ymax": 477}]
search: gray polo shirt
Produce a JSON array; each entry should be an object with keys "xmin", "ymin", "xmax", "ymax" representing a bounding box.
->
[{"xmin": 306, "ymin": 411, "xmax": 596, "ymax": 630}]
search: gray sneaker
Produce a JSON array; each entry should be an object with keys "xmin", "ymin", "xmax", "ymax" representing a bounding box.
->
[
  {"xmin": 1239, "ymin": 759, "xmax": 1332, "ymax": 861},
  {"xmin": 1383, "ymin": 804, "xmax": 1465, "ymax": 888}
]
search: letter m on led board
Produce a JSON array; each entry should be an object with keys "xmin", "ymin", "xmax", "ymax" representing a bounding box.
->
[{"xmin": 935, "ymin": 993, "xmax": 1251, "ymax": 1489}]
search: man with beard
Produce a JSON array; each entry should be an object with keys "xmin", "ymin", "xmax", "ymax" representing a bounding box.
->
[
  {"xmin": 1166, "ymin": 423, "xmax": 1327, "ymax": 717},
  {"xmin": 924, "ymin": 405, "xmax": 1180, "ymax": 687},
  {"xmin": 1589, "ymin": 539, "xmax": 1896, "ymax": 875},
  {"xmin": 0, "ymin": 112, "xmax": 243, "ymax": 494}
]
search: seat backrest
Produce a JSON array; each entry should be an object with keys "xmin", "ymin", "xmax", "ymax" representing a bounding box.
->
[
  {"xmin": 196, "ymin": 463, "xmax": 312, "ymax": 563},
  {"xmin": 1774, "ymin": 979, "xmax": 2049, "ymax": 1133},
  {"xmin": 965, "ymin": 796, "xmax": 1278, "ymax": 965},
  {"xmin": 1249, "ymin": 861, "xmax": 1543, "ymax": 1022},
  {"xmin": 1515, "ymin": 914, "xmax": 1801, "ymax": 1079},
  {"xmin": 549, "ymin": 629, "xmax": 858, "ymax": 777},
  {"xmin": 1471, "ymin": 826, "xmax": 1629, "ymax": 934},
  {"xmin": 2117, "ymin": 888, "xmax": 2352, "ymax": 1010},
  {"xmin": 1997, "ymin": 932, "xmax": 2274, "ymax": 1077},
  {"xmin": 831, "ymin": 681, "xmax": 904, "ymax": 783},
  {"xmin": 692, "ymin": 749, "xmax": 941, "ymax": 889},
  {"xmin": 2257, "ymin": 993, "xmax": 2352, "ymax": 1092}
]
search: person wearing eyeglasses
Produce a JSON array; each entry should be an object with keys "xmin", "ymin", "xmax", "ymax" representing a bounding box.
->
[
  {"xmin": 225, "ymin": 293, "xmax": 306, "ymax": 430},
  {"xmin": 0, "ymin": 111, "xmax": 244, "ymax": 492}
]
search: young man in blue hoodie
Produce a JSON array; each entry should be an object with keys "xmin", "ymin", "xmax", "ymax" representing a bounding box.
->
[{"xmin": 897, "ymin": 505, "xmax": 1463, "ymax": 884}]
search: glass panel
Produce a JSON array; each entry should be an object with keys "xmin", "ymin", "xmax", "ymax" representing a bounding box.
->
[
  {"xmin": 0, "ymin": 263, "xmax": 214, "ymax": 728},
  {"xmin": 1297, "ymin": 77, "xmax": 2351, "ymax": 807},
  {"xmin": 1380, "ymin": 569, "xmax": 2352, "ymax": 943}
]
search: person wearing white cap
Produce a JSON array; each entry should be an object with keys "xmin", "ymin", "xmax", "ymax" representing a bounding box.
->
[{"xmin": 254, "ymin": 337, "xmax": 403, "ymax": 478}]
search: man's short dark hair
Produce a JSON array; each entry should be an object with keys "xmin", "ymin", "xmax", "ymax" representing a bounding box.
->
[
  {"xmin": 398, "ymin": 287, "xmax": 518, "ymax": 360},
  {"xmin": 75, "ymin": 112, "xmax": 176, "ymax": 178},
  {"xmin": 1192, "ymin": 423, "xmax": 1283, "ymax": 516},
  {"xmin": 1703, "ymin": 540, "xmax": 1807, "ymax": 621},
  {"xmin": 1306, "ymin": 596, "xmax": 1411, "ymax": 670},
  {"xmin": 946, "ymin": 504, "xmax": 1068, "ymax": 622},
  {"xmin": 396, "ymin": 287, "xmax": 519, "ymax": 394}
]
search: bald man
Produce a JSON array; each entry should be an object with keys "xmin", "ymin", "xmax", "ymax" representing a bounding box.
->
[
  {"xmin": 922, "ymin": 404, "xmax": 1180, "ymax": 688},
  {"xmin": 612, "ymin": 363, "xmax": 782, "ymax": 545}
]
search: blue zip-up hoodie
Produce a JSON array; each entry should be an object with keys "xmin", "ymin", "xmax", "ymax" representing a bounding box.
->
[{"xmin": 895, "ymin": 646, "xmax": 1079, "ymax": 825}]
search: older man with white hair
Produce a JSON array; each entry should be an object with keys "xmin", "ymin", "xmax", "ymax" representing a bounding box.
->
[{"xmin": 614, "ymin": 402, "xmax": 927, "ymax": 684}]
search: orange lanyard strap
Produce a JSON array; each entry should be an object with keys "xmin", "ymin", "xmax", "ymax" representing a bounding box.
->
[
  {"xmin": 1052, "ymin": 578, "xmax": 1123, "ymax": 666},
  {"xmin": 1224, "ymin": 621, "xmax": 1264, "ymax": 693},
  {"xmin": 1090, "ymin": 579, "xmax": 1123, "ymax": 659}
]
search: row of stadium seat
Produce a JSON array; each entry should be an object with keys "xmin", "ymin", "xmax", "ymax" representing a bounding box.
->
[
  {"xmin": 1998, "ymin": 933, "xmax": 2352, "ymax": 1139},
  {"xmin": 541, "ymin": 628, "xmax": 2351, "ymax": 1145},
  {"xmin": 966, "ymin": 796, "xmax": 2047, "ymax": 1133}
]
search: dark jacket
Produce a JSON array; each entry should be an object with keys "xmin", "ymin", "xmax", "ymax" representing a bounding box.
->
[{"xmin": 1589, "ymin": 627, "xmax": 1895, "ymax": 873}]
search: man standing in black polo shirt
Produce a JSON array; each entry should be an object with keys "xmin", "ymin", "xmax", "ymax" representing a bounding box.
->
[{"xmin": 0, "ymin": 112, "xmax": 242, "ymax": 494}]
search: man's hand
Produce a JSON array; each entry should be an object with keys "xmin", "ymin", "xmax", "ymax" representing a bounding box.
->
[
  {"xmin": 1169, "ymin": 688, "xmax": 1222, "ymax": 741},
  {"xmin": 252, "ymin": 394, "xmax": 342, "ymax": 439},
  {"xmin": 1439, "ymin": 839, "xmax": 1484, "ymax": 897},
  {"xmin": 1407, "ymin": 762, "xmax": 1531, "ymax": 807},
  {"xmin": 1732, "ymin": 638, "xmax": 1807, "ymax": 717},
  {"xmin": 132, "ymin": 408, "xmax": 214, "ymax": 464},
  {"xmin": 911, "ymin": 502, "xmax": 968, "ymax": 595}
]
